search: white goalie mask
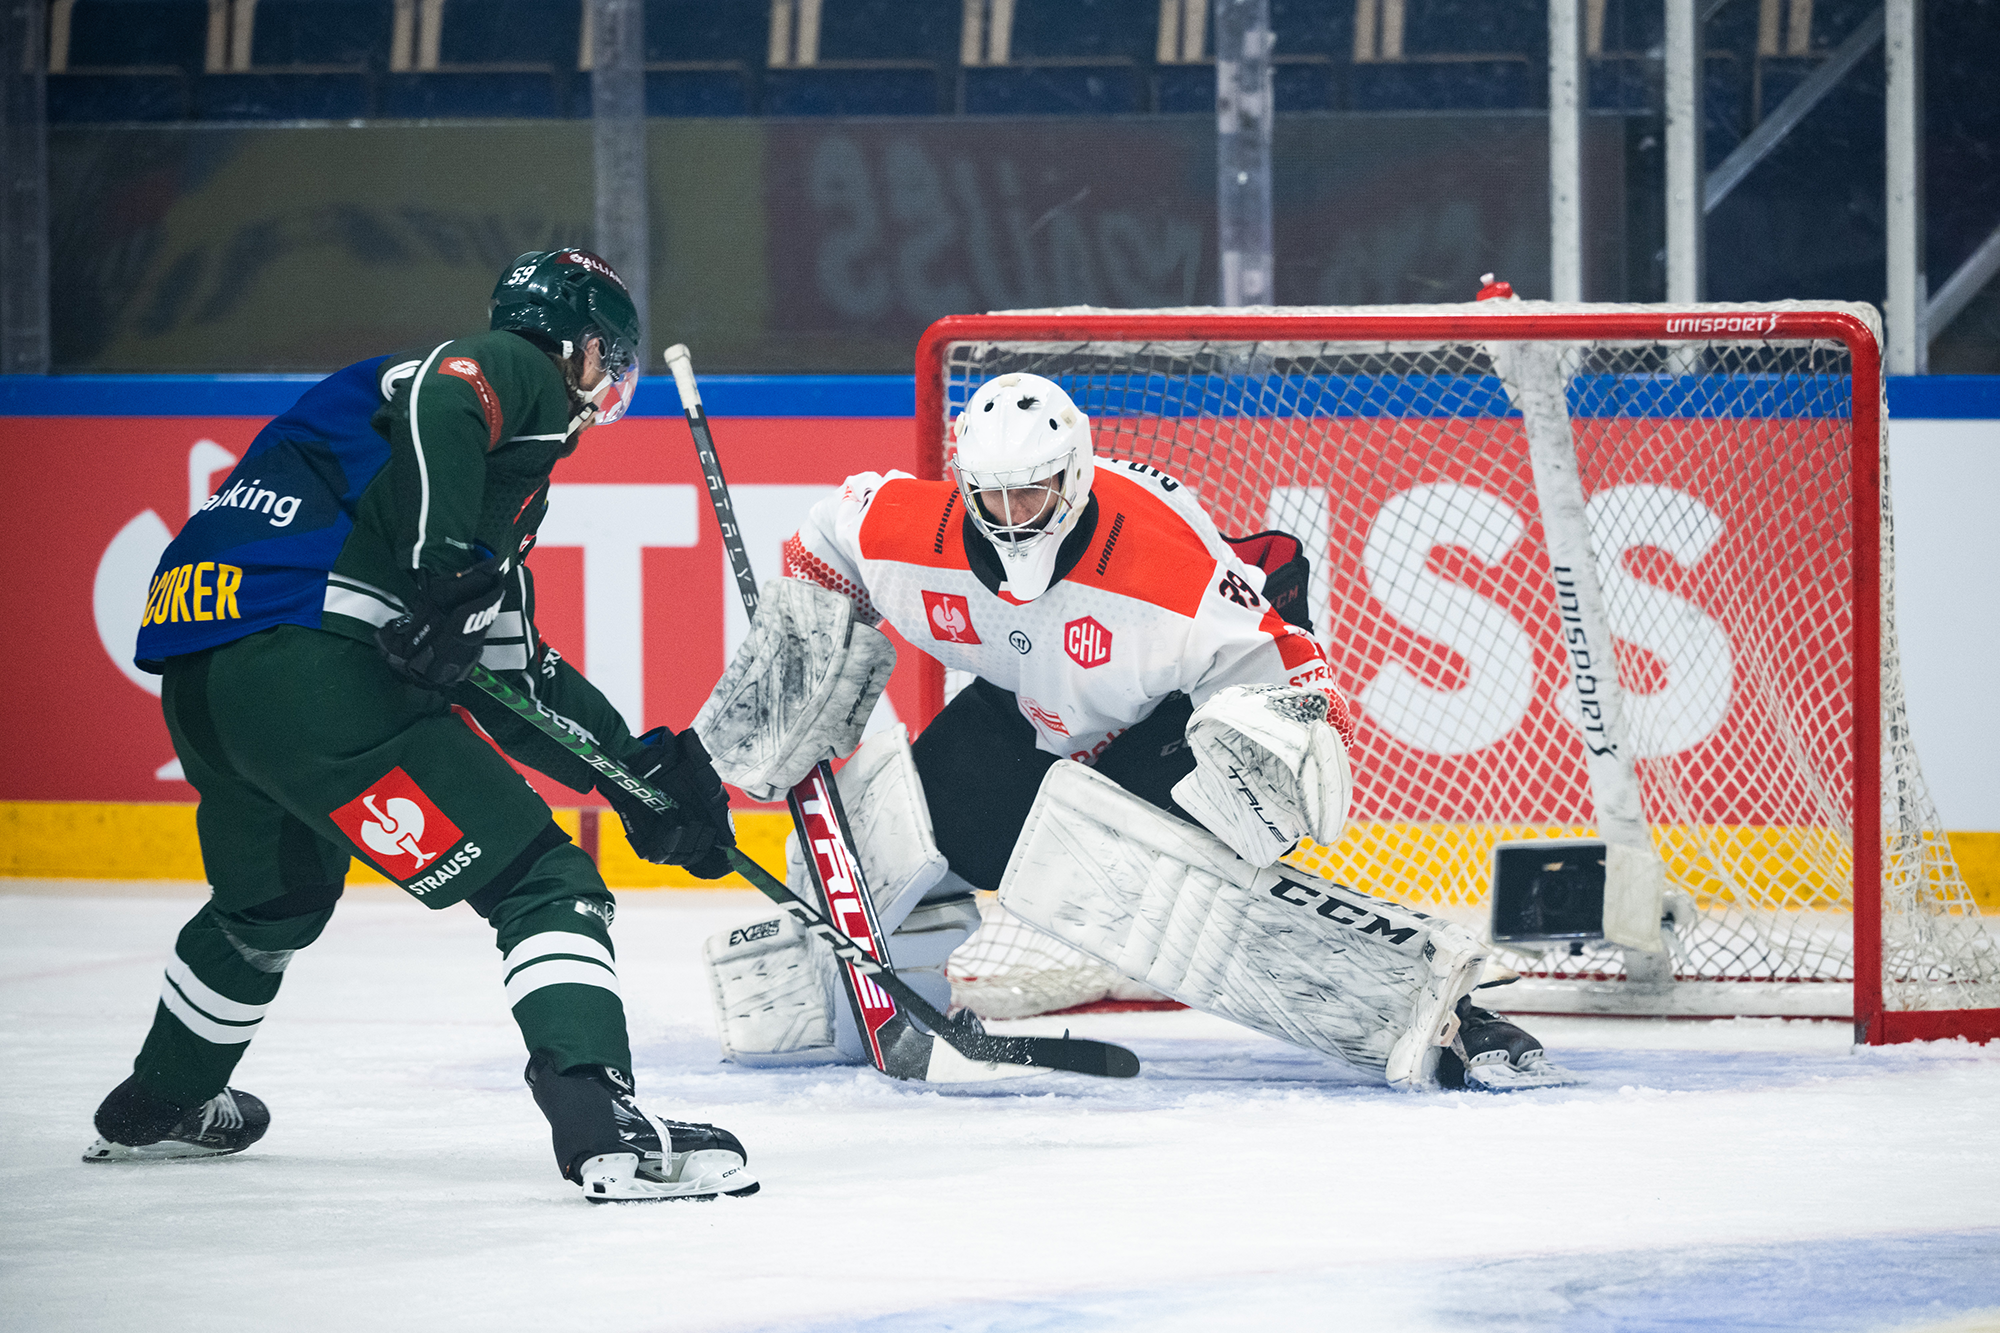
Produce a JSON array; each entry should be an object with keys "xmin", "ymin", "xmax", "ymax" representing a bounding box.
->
[{"xmin": 949, "ymin": 373, "xmax": 1095, "ymax": 602}]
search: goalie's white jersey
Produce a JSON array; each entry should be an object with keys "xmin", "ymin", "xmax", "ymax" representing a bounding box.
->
[{"xmin": 784, "ymin": 460, "xmax": 1351, "ymax": 762}]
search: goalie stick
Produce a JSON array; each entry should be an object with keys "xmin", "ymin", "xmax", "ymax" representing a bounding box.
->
[
  {"xmin": 662, "ymin": 344, "xmax": 1038, "ymax": 1083},
  {"xmin": 463, "ymin": 665, "xmax": 1137, "ymax": 1079}
]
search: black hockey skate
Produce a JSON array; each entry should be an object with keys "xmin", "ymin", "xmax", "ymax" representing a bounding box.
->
[
  {"xmin": 1436, "ymin": 999, "xmax": 1579, "ymax": 1091},
  {"xmin": 82, "ymin": 1075, "xmax": 270, "ymax": 1162},
  {"xmin": 525, "ymin": 1053, "xmax": 758, "ymax": 1203}
]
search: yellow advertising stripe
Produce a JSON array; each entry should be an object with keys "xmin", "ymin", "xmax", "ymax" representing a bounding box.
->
[
  {"xmin": 2, "ymin": 803, "xmax": 1995, "ymax": 911},
  {"xmin": 1285, "ymin": 822, "xmax": 2000, "ymax": 914},
  {"xmin": 0, "ymin": 802, "xmax": 793, "ymax": 892}
]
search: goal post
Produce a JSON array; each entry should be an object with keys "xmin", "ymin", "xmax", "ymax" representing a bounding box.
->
[{"xmin": 913, "ymin": 301, "xmax": 2000, "ymax": 1046}]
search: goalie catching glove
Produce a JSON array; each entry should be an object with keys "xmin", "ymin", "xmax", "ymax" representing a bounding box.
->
[
  {"xmin": 601, "ymin": 726, "xmax": 735, "ymax": 878},
  {"xmin": 1171, "ymin": 683, "xmax": 1353, "ymax": 867},
  {"xmin": 693, "ymin": 578, "xmax": 896, "ymax": 801}
]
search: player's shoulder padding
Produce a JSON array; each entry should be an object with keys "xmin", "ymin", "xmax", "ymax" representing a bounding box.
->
[
  {"xmin": 856, "ymin": 475, "xmax": 970, "ymax": 570},
  {"xmin": 421, "ymin": 331, "xmax": 570, "ymax": 446},
  {"xmin": 1074, "ymin": 464, "xmax": 1218, "ymax": 618}
]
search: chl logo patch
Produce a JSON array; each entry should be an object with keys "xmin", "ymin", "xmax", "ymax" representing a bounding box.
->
[
  {"xmin": 922, "ymin": 590, "xmax": 982, "ymax": 644},
  {"xmin": 330, "ymin": 767, "xmax": 464, "ymax": 881},
  {"xmin": 1064, "ymin": 616, "xmax": 1113, "ymax": 668}
]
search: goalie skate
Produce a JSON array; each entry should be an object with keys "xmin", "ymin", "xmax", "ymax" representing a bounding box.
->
[
  {"xmin": 82, "ymin": 1080, "xmax": 270, "ymax": 1163},
  {"xmin": 1438, "ymin": 1000, "xmax": 1580, "ymax": 1091}
]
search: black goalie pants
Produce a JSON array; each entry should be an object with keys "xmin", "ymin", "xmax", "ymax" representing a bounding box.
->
[
  {"xmin": 130, "ymin": 625, "xmax": 628, "ymax": 1110},
  {"xmin": 910, "ymin": 677, "xmax": 1198, "ymax": 894}
]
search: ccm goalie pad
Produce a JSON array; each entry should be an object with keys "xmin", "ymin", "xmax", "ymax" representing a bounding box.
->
[
  {"xmin": 1170, "ymin": 683, "xmax": 1353, "ymax": 867},
  {"xmin": 1003, "ymin": 761, "xmax": 1485, "ymax": 1088},
  {"xmin": 704, "ymin": 725, "xmax": 1011, "ymax": 1075},
  {"xmin": 693, "ymin": 578, "xmax": 896, "ymax": 801}
]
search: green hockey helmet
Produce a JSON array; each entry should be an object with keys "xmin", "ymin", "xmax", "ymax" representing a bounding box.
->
[{"xmin": 490, "ymin": 249, "xmax": 642, "ymax": 423}]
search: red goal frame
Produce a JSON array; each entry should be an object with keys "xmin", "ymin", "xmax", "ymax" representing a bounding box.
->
[{"xmin": 912, "ymin": 308, "xmax": 1999, "ymax": 1046}]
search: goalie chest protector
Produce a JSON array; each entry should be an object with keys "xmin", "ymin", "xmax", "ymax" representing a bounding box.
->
[{"xmin": 793, "ymin": 462, "xmax": 1334, "ymax": 765}]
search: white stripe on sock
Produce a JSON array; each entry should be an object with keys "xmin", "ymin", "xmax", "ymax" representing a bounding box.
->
[
  {"xmin": 159, "ymin": 978, "xmax": 261, "ymax": 1045},
  {"xmin": 165, "ymin": 955, "xmax": 270, "ymax": 1023},
  {"xmin": 502, "ymin": 930, "xmax": 614, "ymax": 975},
  {"xmin": 503, "ymin": 957, "xmax": 621, "ymax": 1008}
]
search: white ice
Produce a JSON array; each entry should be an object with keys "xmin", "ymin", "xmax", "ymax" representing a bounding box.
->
[{"xmin": 4, "ymin": 886, "xmax": 1998, "ymax": 1333}]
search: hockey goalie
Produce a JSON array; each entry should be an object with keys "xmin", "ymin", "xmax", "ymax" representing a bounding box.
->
[{"xmin": 695, "ymin": 373, "xmax": 1571, "ymax": 1091}]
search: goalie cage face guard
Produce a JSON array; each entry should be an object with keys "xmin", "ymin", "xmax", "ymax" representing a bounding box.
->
[{"xmin": 949, "ymin": 372, "xmax": 1096, "ymax": 601}]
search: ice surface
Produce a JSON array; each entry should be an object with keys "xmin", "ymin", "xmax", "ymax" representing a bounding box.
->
[{"xmin": 4, "ymin": 886, "xmax": 1997, "ymax": 1333}]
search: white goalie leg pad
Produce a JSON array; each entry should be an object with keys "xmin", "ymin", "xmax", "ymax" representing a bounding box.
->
[
  {"xmin": 706, "ymin": 725, "xmax": 980, "ymax": 1067},
  {"xmin": 703, "ymin": 911, "xmax": 845, "ymax": 1068},
  {"xmin": 1002, "ymin": 761, "xmax": 1487, "ymax": 1088},
  {"xmin": 828, "ymin": 723, "xmax": 954, "ymax": 932},
  {"xmin": 1170, "ymin": 683, "xmax": 1353, "ymax": 867},
  {"xmin": 693, "ymin": 578, "xmax": 897, "ymax": 802}
]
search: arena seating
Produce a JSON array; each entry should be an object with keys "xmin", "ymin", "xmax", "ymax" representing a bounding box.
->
[{"xmin": 36, "ymin": 0, "xmax": 1858, "ymax": 147}]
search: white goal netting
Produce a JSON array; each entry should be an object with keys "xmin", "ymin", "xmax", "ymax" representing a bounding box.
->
[{"xmin": 934, "ymin": 303, "xmax": 1999, "ymax": 1027}]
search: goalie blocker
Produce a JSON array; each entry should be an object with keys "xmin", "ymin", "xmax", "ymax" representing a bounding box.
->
[{"xmin": 1002, "ymin": 761, "xmax": 1573, "ymax": 1089}]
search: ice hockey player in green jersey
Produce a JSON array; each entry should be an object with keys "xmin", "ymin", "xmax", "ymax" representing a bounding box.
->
[{"xmin": 89, "ymin": 250, "xmax": 758, "ymax": 1202}]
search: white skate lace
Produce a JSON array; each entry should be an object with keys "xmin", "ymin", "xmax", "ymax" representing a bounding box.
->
[{"xmin": 198, "ymin": 1092, "xmax": 243, "ymax": 1134}]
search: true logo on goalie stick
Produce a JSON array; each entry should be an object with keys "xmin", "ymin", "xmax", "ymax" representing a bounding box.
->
[
  {"xmin": 923, "ymin": 590, "xmax": 981, "ymax": 644},
  {"xmin": 1268, "ymin": 879, "xmax": 1421, "ymax": 946},
  {"xmin": 330, "ymin": 768, "xmax": 470, "ymax": 890},
  {"xmin": 1064, "ymin": 616, "xmax": 1112, "ymax": 668}
]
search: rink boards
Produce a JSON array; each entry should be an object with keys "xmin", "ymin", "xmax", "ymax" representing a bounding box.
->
[{"xmin": 0, "ymin": 372, "xmax": 1994, "ymax": 909}]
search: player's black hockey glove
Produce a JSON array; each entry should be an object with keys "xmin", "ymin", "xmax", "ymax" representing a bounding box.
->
[
  {"xmin": 605, "ymin": 727, "xmax": 736, "ymax": 878},
  {"xmin": 376, "ymin": 554, "xmax": 509, "ymax": 688}
]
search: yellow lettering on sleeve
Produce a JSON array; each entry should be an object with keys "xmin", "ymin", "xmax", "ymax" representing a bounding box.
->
[
  {"xmin": 141, "ymin": 571, "xmax": 166, "ymax": 628},
  {"xmin": 216, "ymin": 565, "xmax": 243, "ymax": 620},
  {"xmin": 169, "ymin": 564, "xmax": 193, "ymax": 623},
  {"xmin": 191, "ymin": 562, "xmax": 215, "ymax": 621}
]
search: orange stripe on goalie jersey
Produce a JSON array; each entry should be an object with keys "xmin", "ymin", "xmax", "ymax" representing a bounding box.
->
[
  {"xmin": 856, "ymin": 477, "xmax": 971, "ymax": 570},
  {"xmin": 436, "ymin": 355, "xmax": 504, "ymax": 448},
  {"xmin": 1074, "ymin": 470, "xmax": 1214, "ymax": 618}
]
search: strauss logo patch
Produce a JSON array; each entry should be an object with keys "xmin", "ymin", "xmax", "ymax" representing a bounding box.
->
[
  {"xmin": 330, "ymin": 767, "xmax": 467, "ymax": 888},
  {"xmin": 921, "ymin": 590, "xmax": 982, "ymax": 645}
]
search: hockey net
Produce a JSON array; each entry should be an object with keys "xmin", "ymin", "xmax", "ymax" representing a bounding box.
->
[{"xmin": 923, "ymin": 303, "xmax": 2000, "ymax": 1041}]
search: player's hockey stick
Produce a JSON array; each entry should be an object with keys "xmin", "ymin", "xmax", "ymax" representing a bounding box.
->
[
  {"xmin": 463, "ymin": 664, "xmax": 1138, "ymax": 1079},
  {"xmin": 660, "ymin": 344, "xmax": 910, "ymax": 1078}
]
